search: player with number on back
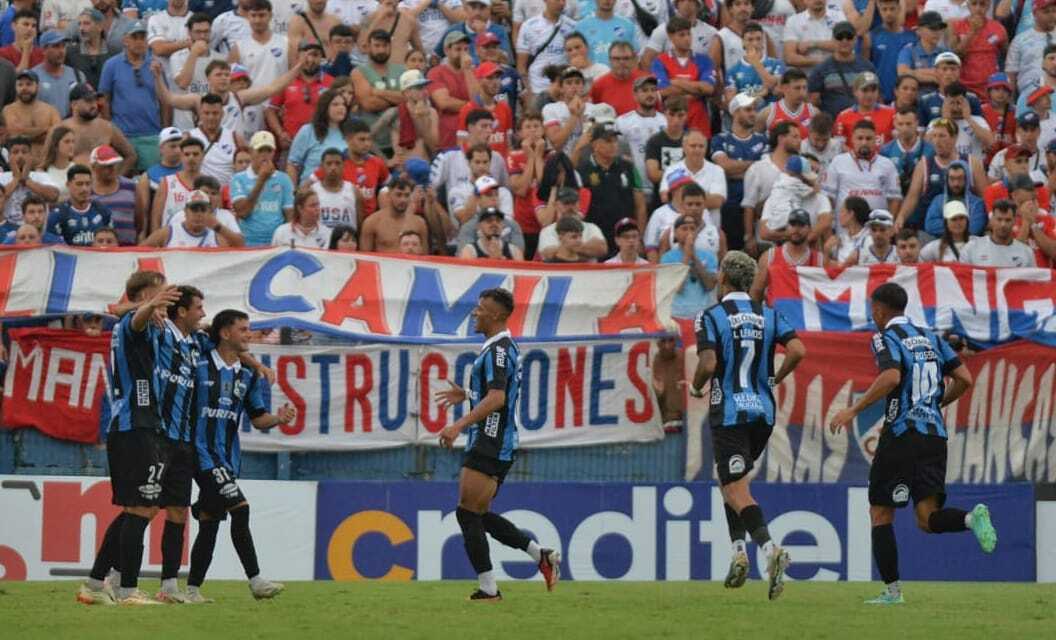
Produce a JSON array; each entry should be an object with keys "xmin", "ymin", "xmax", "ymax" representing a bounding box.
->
[
  {"xmin": 184, "ymin": 309, "xmax": 296, "ymax": 603},
  {"xmin": 830, "ymin": 283, "xmax": 997, "ymax": 605},
  {"xmin": 436, "ymin": 288, "xmax": 561, "ymax": 602},
  {"xmin": 690, "ymin": 251, "xmax": 806, "ymax": 601}
]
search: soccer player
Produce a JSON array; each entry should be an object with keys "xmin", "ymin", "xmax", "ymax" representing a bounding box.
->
[
  {"xmin": 830, "ymin": 283, "xmax": 997, "ymax": 605},
  {"xmin": 435, "ymin": 288, "xmax": 561, "ymax": 602},
  {"xmin": 77, "ymin": 270, "xmax": 180, "ymax": 606},
  {"xmin": 689, "ymin": 251, "xmax": 806, "ymax": 600},
  {"xmin": 186, "ymin": 309, "xmax": 296, "ymax": 603}
]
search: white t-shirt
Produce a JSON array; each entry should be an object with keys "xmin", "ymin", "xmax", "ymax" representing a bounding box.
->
[
  {"xmin": 822, "ymin": 152, "xmax": 902, "ymax": 219},
  {"xmin": 922, "ymin": 0, "xmax": 970, "ymax": 22},
  {"xmin": 836, "ymin": 226, "xmax": 871, "ymax": 263},
  {"xmin": 647, "ymin": 18, "xmax": 717, "ymax": 57},
  {"xmin": 716, "ymin": 27, "xmax": 745, "ymax": 74},
  {"xmin": 537, "ymin": 217, "xmax": 606, "ymax": 255},
  {"xmin": 760, "ymin": 181, "xmax": 832, "ymax": 230},
  {"xmin": 212, "ymin": 11, "xmax": 250, "ymax": 54},
  {"xmin": 189, "ymin": 127, "xmax": 239, "ymax": 186},
  {"xmin": 783, "ymin": 10, "xmax": 841, "ymax": 67},
  {"xmin": 663, "ymin": 218, "xmax": 722, "ymax": 256},
  {"xmin": 542, "ymin": 101, "xmax": 583, "ymax": 157},
  {"xmin": 987, "ymin": 146, "xmax": 1046, "ymax": 184},
  {"xmin": 954, "ymin": 116, "xmax": 991, "ymax": 158},
  {"xmin": 643, "ymin": 203, "xmax": 678, "ymax": 250},
  {"xmin": 269, "ymin": 0, "xmax": 304, "ymax": 36},
  {"xmin": 311, "ymin": 180, "xmax": 359, "ymax": 230},
  {"xmin": 858, "ymin": 242, "xmax": 898, "ymax": 265},
  {"xmin": 516, "ymin": 15, "xmax": 578, "ymax": 93},
  {"xmin": 962, "ymin": 235, "xmax": 1037, "ymax": 267},
  {"xmin": 237, "ymin": 33, "xmax": 289, "ymax": 86},
  {"xmin": 271, "ymin": 222, "xmax": 334, "ymax": 248},
  {"xmin": 169, "ymin": 50, "xmax": 226, "ymax": 130},
  {"xmin": 659, "ymin": 160, "xmax": 727, "ymax": 228},
  {"xmin": 920, "ymin": 238, "xmax": 968, "ymax": 263},
  {"xmin": 604, "ymin": 254, "xmax": 648, "ymax": 264},
  {"xmin": 159, "ymin": 173, "xmax": 196, "ymax": 228},
  {"xmin": 400, "ymin": 0, "xmax": 462, "ymax": 54},
  {"xmin": 741, "ymin": 155, "xmax": 784, "ymax": 211},
  {"xmin": 615, "ymin": 109, "xmax": 667, "ymax": 194},
  {"xmin": 514, "ymin": 0, "xmax": 579, "ymax": 24},
  {"xmin": 147, "ymin": 10, "xmax": 190, "ymax": 55},
  {"xmin": 430, "ymin": 147, "xmax": 510, "ymax": 197},
  {"xmin": 0, "ymin": 172, "xmax": 60, "ymax": 224},
  {"xmin": 166, "ymin": 222, "xmax": 219, "ymax": 247},
  {"xmin": 756, "ymin": 0, "xmax": 798, "ymax": 59},
  {"xmin": 447, "ymin": 184, "xmax": 514, "ymax": 227},
  {"xmin": 41, "ymin": 0, "xmax": 90, "ymax": 31}
]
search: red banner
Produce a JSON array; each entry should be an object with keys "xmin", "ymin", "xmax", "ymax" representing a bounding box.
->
[{"xmin": 1, "ymin": 329, "xmax": 109, "ymax": 444}]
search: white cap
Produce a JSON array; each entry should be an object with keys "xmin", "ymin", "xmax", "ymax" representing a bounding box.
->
[
  {"xmin": 728, "ymin": 92, "xmax": 758, "ymax": 115},
  {"xmin": 868, "ymin": 209, "xmax": 895, "ymax": 227},
  {"xmin": 186, "ymin": 190, "xmax": 211, "ymax": 207},
  {"xmin": 159, "ymin": 127, "xmax": 183, "ymax": 144},
  {"xmin": 250, "ymin": 130, "xmax": 276, "ymax": 150},
  {"xmin": 399, "ymin": 69, "xmax": 430, "ymax": 91},
  {"xmin": 943, "ymin": 200, "xmax": 969, "ymax": 220},
  {"xmin": 474, "ymin": 175, "xmax": 499, "ymax": 195},
  {"xmin": 934, "ymin": 52, "xmax": 962, "ymax": 66},
  {"xmin": 585, "ymin": 102, "xmax": 617, "ymax": 125}
]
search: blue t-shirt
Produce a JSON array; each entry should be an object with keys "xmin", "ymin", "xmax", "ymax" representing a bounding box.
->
[
  {"xmin": 0, "ymin": 7, "xmax": 15, "ymax": 47},
  {"xmin": 869, "ymin": 26, "xmax": 917, "ymax": 102},
  {"xmin": 709, "ymin": 131, "xmax": 768, "ymax": 204},
  {"xmin": 575, "ymin": 15, "xmax": 639, "ymax": 66},
  {"xmin": 231, "ymin": 168, "xmax": 295, "ymax": 245},
  {"xmin": 880, "ymin": 137, "xmax": 934, "ymax": 195},
  {"xmin": 918, "ymin": 91, "xmax": 982, "ymax": 126},
  {"xmin": 288, "ymin": 125, "xmax": 347, "ymax": 184},
  {"xmin": 122, "ymin": 0, "xmax": 171, "ymax": 19},
  {"xmin": 99, "ymin": 52, "xmax": 162, "ymax": 137},
  {"xmin": 661, "ymin": 247, "xmax": 719, "ymax": 319},
  {"xmin": 147, "ymin": 163, "xmax": 181, "ymax": 190},
  {"xmin": 897, "ymin": 43, "xmax": 950, "ymax": 91},
  {"xmin": 46, "ymin": 202, "xmax": 113, "ymax": 246},
  {"xmin": 725, "ymin": 57, "xmax": 786, "ymax": 105}
]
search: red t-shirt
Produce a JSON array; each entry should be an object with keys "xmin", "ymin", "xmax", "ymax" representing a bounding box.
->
[
  {"xmin": 0, "ymin": 46, "xmax": 42, "ymax": 69},
  {"xmin": 1013, "ymin": 212, "xmax": 1056, "ymax": 267},
  {"xmin": 269, "ymin": 74, "xmax": 334, "ymax": 139},
  {"xmin": 329, "ymin": 155, "xmax": 390, "ymax": 217},
  {"xmin": 589, "ymin": 70, "xmax": 644, "ymax": 116},
  {"xmin": 427, "ymin": 63, "xmax": 470, "ymax": 149},
  {"xmin": 506, "ymin": 148, "xmax": 540, "ymax": 233},
  {"xmin": 985, "ymin": 182, "xmax": 1051, "ymax": 214},
  {"xmin": 458, "ymin": 99, "xmax": 514, "ymax": 159},
  {"xmin": 981, "ymin": 102, "xmax": 1016, "ymax": 165},
  {"xmin": 835, "ymin": 105, "xmax": 896, "ymax": 145},
  {"xmin": 952, "ymin": 19, "xmax": 1007, "ymax": 98}
]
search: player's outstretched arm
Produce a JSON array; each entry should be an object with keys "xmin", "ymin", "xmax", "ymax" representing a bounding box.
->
[
  {"xmin": 251, "ymin": 403, "xmax": 297, "ymax": 431},
  {"xmin": 773, "ymin": 337, "xmax": 806, "ymax": 386},
  {"xmin": 131, "ymin": 285, "xmax": 180, "ymax": 332},
  {"xmin": 830, "ymin": 368, "xmax": 901, "ymax": 433},
  {"xmin": 941, "ymin": 364, "xmax": 973, "ymax": 408}
]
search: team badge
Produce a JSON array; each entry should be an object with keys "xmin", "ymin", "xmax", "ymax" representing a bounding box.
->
[
  {"xmin": 729, "ymin": 455, "xmax": 746, "ymax": 475},
  {"xmin": 221, "ymin": 381, "xmax": 232, "ymax": 397},
  {"xmin": 589, "ymin": 172, "xmax": 600, "ymax": 186},
  {"xmin": 892, "ymin": 483, "xmax": 910, "ymax": 505}
]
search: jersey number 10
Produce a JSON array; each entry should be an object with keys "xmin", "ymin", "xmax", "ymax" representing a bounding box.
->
[{"xmin": 911, "ymin": 361, "xmax": 940, "ymax": 404}]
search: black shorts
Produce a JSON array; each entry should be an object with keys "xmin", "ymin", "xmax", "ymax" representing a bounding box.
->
[
  {"xmin": 159, "ymin": 439, "xmax": 195, "ymax": 508},
  {"xmin": 107, "ymin": 429, "xmax": 166, "ymax": 507},
  {"xmin": 192, "ymin": 466, "xmax": 247, "ymax": 521},
  {"xmin": 869, "ymin": 429, "xmax": 948, "ymax": 508},
  {"xmin": 711, "ymin": 420, "xmax": 773, "ymax": 485},
  {"xmin": 462, "ymin": 450, "xmax": 515, "ymax": 487}
]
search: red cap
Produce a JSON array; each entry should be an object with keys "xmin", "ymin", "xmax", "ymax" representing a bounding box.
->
[
  {"xmin": 476, "ymin": 31, "xmax": 501, "ymax": 48},
  {"xmin": 474, "ymin": 61, "xmax": 502, "ymax": 80},
  {"xmin": 1028, "ymin": 85, "xmax": 1055, "ymax": 106},
  {"xmin": 1006, "ymin": 144, "xmax": 1032, "ymax": 160},
  {"xmin": 89, "ymin": 144, "xmax": 122, "ymax": 166}
]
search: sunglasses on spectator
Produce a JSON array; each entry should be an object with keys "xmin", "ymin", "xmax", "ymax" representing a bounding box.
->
[{"xmin": 835, "ymin": 34, "xmax": 855, "ymax": 41}]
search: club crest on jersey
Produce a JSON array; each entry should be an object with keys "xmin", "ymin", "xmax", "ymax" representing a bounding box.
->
[
  {"xmin": 221, "ymin": 381, "xmax": 232, "ymax": 397},
  {"xmin": 892, "ymin": 483, "xmax": 910, "ymax": 505},
  {"xmin": 728, "ymin": 455, "xmax": 746, "ymax": 475},
  {"xmin": 233, "ymin": 381, "xmax": 247, "ymax": 399}
]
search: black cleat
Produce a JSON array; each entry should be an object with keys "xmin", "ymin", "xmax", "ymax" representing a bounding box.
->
[{"xmin": 468, "ymin": 589, "xmax": 503, "ymax": 602}]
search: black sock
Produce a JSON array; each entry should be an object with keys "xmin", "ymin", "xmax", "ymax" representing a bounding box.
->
[
  {"xmin": 456, "ymin": 507, "xmax": 492, "ymax": 574},
  {"xmin": 188, "ymin": 519, "xmax": 220, "ymax": 588},
  {"xmin": 928, "ymin": 508, "xmax": 969, "ymax": 533},
  {"xmin": 871, "ymin": 524, "xmax": 900, "ymax": 584},
  {"xmin": 89, "ymin": 512, "xmax": 126, "ymax": 581},
  {"xmin": 229, "ymin": 505, "xmax": 260, "ymax": 579},
  {"xmin": 482, "ymin": 512, "xmax": 531, "ymax": 551},
  {"xmin": 724, "ymin": 503, "xmax": 747, "ymax": 544},
  {"xmin": 118, "ymin": 514, "xmax": 150, "ymax": 589},
  {"xmin": 161, "ymin": 519, "xmax": 185, "ymax": 581},
  {"xmin": 738, "ymin": 504, "xmax": 771, "ymax": 546}
]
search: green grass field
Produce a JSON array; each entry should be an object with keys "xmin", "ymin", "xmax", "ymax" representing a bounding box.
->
[{"xmin": 2, "ymin": 581, "xmax": 1054, "ymax": 640}]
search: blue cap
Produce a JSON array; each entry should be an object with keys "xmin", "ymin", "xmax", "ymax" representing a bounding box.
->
[
  {"xmin": 1018, "ymin": 111, "xmax": 1041, "ymax": 128},
  {"xmin": 40, "ymin": 31, "xmax": 66, "ymax": 47},
  {"xmin": 1046, "ymin": 139, "xmax": 1056, "ymax": 154},
  {"xmin": 127, "ymin": 21, "xmax": 147, "ymax": 35},
  {"xmin": 16, "ymin": 69, "xmax": 38, "ymax": 82},
  {"xmin": 785, "ymin": 155, "xmax": 816, "ymax": 179},
  {"xmin": 986, "ymin": 72, "xmax": 1012, "ymax": 91},
  {"xmin": 403, "ymin": 158, "xmax": 431, "ymax": 187}
]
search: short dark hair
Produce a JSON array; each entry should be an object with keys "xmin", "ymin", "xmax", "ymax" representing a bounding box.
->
[
  {"xmin": 465, "ymin": 142, "xmax": 492, "ymax": 161},
  {"xmin": 398, "ymin": 229, "xmax": 422, "ymax": 242},
  {"xmin": 125, "ymin": 270, "xmax": 165, "ymax": 302},
  {"xmin": 209, "ymin": 309, "xmax": 249, "ymax": 345},
  {"xmin": 330, "ymin": 24, "xmax": 354, "ymax": 39},
  {"xmin": 201, "ymin": 92, "xmax": 224, "ymax": 107},
  {"xmin": 247, "ymin": 0, "xmax": 272, "ymax": 12},
  {"xmin": 67, "ymin": 163, "xmax": 91, "ymax": 182},
  {"xmin": 664, "ymin": 95, "xmax": 688, "ymax": 113},
  {"xmin": 896, "ymin": 74, "xmax": 919, "ymax": 88},
  {"xmin": 809, "ymin": 111, "xmax": 834, "ymax": 134},
  {"xmin": 667, "ymin": 16, "xmax": 692, "ymax": 34},
  {"xmin": 328, "ymin": 224, "xmax": 357, "ymax": 249},
  {"xmin": 93, "ymin": 226, "xmax": 119, "ymax": 241},
  {"xmin": 205, "ymin": 59, "xmax": 230, "ymax": 76},
  {"xmin": 321, "ymin": 147, "xmax": 345, "ymax": 163},
  {"xmin": 844, "ymin": 196, "xmax": 871, "ymax": 226},
  {"xmin": 7, "ymin": 135, "xmax": 31, "ymax": 151},
  {"xmin": 193, "ymin": 175, "xmax": 221, "ymax": 191},
  {"xmin": 466, "ymin": 109, "xmax": 494, "ymax": 128},
  {"xmin": 608, "ymin": 40, "xmax": 634, "ymax": 56},
  {"xmin": 167, "ymin": 285, "xmax": 204, "ymax": 321},
  {"xmin": 743, "ymin": 21, "xmax": 764, "ymax": 35},
  {"xmin": 681, "ymin": 182, "xmax": 705, "ymax": 199},
  {"xmin": 517, "ymin": 112, "xmax": 543, "ymax": 129},
  {"xmin": 21, "ymin": 194, "xmax": 46, "ymax": 213},
  {"xmin": 871, "ymin": 283, "xmax": 908, "ymax": 314},
  {"xmin": 1045, "ymin": 44, "xmax": 1056, "ymax": 58},
  {"xmin": 180, "ymin": 136, "xmax": 205, "ymax": 151},
  {"xmin": 186, "ymin": 12, "xmax": 211, "ymax": 30},
  {"xmin": 480, "ymin": 287, "xmax": 514, "ymax": 316},
  {"xmin": 13, "ymin": 9, "xmax": 36, "ymax": 23},
  {"xmin": 769, "ymin": 121, "xmax": 795, "ymax": 149},
  {"xmin": 896, "ymin": 228, "xmax": 918, "ymax": 242},
  {"xmin": 389, "ymin": 176, "xmax": 414, "ymax": 192},
  {"xmin": 564, "ymin": 31, "xmax": 587, "ymax": 47},
  {"xmin": 992, "ymin": 198, "xmax": 1016, "ymax": 215},
  {"xmin": 945, "ymin": 82, "xmax": 967, "ymax": 98},
  {"xmin": 556, "ymin": 216, "xmax": 583, "ymax": 234},
  {"xmin": 341, "ymin": 118, "xmax": 370, "ymax": 137},
  {"xmin": 895, "ymin": 106, "xmax": 918, "ymax": 118},
  {"xmin": 852, "ymin": 119, "xmax": 876, "ymax": 133},
  {"xmin": 782, "ymin": 68, "xmax": 808, "ymax": 85}
]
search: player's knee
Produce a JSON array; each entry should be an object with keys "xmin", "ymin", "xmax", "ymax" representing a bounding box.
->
[{"xmin": 869, "ymin": 506, "xmax": 894, "ymax": 526}]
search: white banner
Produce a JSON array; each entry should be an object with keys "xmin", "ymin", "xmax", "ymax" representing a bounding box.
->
[{"xmin": 0, "ymin": 476, "xmax": 316, "ymax": 581}]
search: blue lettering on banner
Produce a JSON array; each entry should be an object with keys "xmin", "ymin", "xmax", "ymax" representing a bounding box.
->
[
  {"xmin": 519, "ymin": 350, "xmax": 549, "ymax": 431},
  {"xmin": 537, "ymin": 276, "xmax": 572, "ymax": 338},
  {"xmin": 46, "ymin": 252, "xmax": 78, "ymax": 314},
  {"xmin": 379, "ymin": 350, "xmax": 409, "ymax": 431},
  {"xmin": 312, "ymin": 354, "xmax": 340, "ymax": 434},
  {"xmin": 590, "ymin": 344, "xmax": 621, "ymax": 426},
  {"xmin": 249, "ymin": 251, "xmax": 323, "ymax": 313},
  {"xmin": 400, "ymin": 268, "xmax": 506, "ymax": 337}
]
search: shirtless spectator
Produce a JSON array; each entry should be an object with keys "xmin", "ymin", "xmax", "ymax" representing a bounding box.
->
[
  {"xmin": 287, "ymin": 0, "xmax": 343, "ymax": 61},
  {"xmin": 359, "ymin": 177, "xmax": 430, "ymax": 253},
  {"xmin": 2, "ymin": 70, "xmax": 61, "ymax": 162},
  {"xmin": 61, "ymin": 83, "xmax": 137, "ymax": 174},
  {"xmin": 357, "ymin": 0, "xmax": 423, "ymax": 65}
]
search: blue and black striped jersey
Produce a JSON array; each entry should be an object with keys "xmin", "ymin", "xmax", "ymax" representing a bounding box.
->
[
  {"xmin": 465, "ymin": 330, "xmax": 520, "ymax": 461},
  {"xmin": 194, "ymin": 349, "xmax": 268, "ymax": 474},
  {"xmin": 695, "ymin": 292, "xmax": 797, "ymax": 428},
  {"xmin": 107, "ymin": 312, "xmax": 163, "ymax": 433},
  {"xmin": 871, "ymin": 317, "xmax": 961, "ymax": 439},
  {"xmin": 154, "ymin": 320, "xmax": 202, "ymax": 443}
]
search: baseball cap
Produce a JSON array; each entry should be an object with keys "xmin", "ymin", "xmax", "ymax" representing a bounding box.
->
[
  {"xmin": 728, "ymin": 92, "xmax": 758, "ymax": 115},
  {"xmin": 467, "ymin": 0, "xmax": 491, "ymax": 5},
  {"xmin": 934, "ymin": 52, "xmax": 962, "ymax": 67},
  {"xmin": 591, "ymin": 122, "xmax": 620, "ymax": 141},
  {"xmin": 785, "ymin": 155, "xmax": 817, "ymax": 182},
  {"xmin": 585, "ymin": 102, "xmax": 616, "ymax": 124},
  {"xmin": 633, "ymin": 75, "xmax": 658, "ymax": 90},
  {"xmin": 159, "ymin": 126, "xmax": 183, "ymax": 144},
  {"xmin": 673, "ymin": 214, "xmax": 696, "ymax": 229},
  {"xmin": 69, "ymin": 83, "xmax": 98, "ymax": 102},
  {"xmin": 16, "ymin": 69, "xmax": 38, "ymax": 82},
  {"xmin": 556, "ymin": 187, "xmax": 580, "ymax": 204},
  {"xmin": 560, "ymin": 66, "xmax": 585, "ymax": 81},
  {"xmin": 832, "ymin": 21, "xmax": 855, "ymax": 39},
  {"xmin": 614, "ymin": 217, "xmax": 638, "ymax": 236},
  {"xmin": 787, "ymin": 208, "xmax": 811, "ymax": 227},
  {"xmin": 298, "ymin": 39, "xmax": 324, "ymax": 52},
  {"xmin": 868, "ymin": 209, "xmax": 895, "ymax": 228},
  {"xmin": 667, "ymin": 168, "xmax": 696, "ymax": 192},
  {"xmin": 81, "ymin": 7, "xmax": 104, "ymax": 22},
  {"xmin": 474, "ymin": 175, "xmax": 499, "ymax": 196},
  {"xmin": 399, "ymin": 69, "xmax": 431, "ymax": 91},
  {"xmin": 250, "ymin": 130, "xmax": 276, "ymax": 150},
  {"xmin": 230, "ymin": 64, "xmax": 250, "ymax": 81},
  {"xmin": 1006, "ymin": 144, "xmax": 1032, "ymax": 160},
  {"xmin": 1018, "ymin": 111, "xmax": 1041, "ymax": 128},
  {"xmin": 478, "ymin": 206, "xmax": 504, "ymax": 220},
  {"xmin": 443, "ymin": 30, "xmax": 470, "ymax": 49},
  {"xmin": 853, "ymin": 71, "xmax": 880, "ymax": 90},
  {"xmin": 40, "ymin": 31, "xmax": 66, "ymax": 47},
  {"xmin": 917, "ymin": 10, "xmax": 946, "ymax": 30},
  {"xmin": 89, "ymin": 144, "xmax": 122, "ymax": 166},
  {"xmin": 474, "ymin": 61, "xmax": 502, "ymax": 80},
  {"xmin": 986, "ymin": 72, "xmax": 1012, "ymax": 91},
  {"xmin": 477, "ymin": 31, "xmax": 501, "ymax": 48},
  {"xmin": 1028, "ymin": 85, "xmax": 1055, "ymax": 106},
  {"xmin": 403, "ymin": 158, "xmax": 431, "ymax": 187},
  {"xmin": 126, "ymin": 20, "xmax": 147, "ymax": 35},
  {"xmin": 186, "ymin": 190, "xmax": 211, "ymax": 208},
  {"xmin": 943, "ymin": 200, "xmax": 968, "ymax": 220}
]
